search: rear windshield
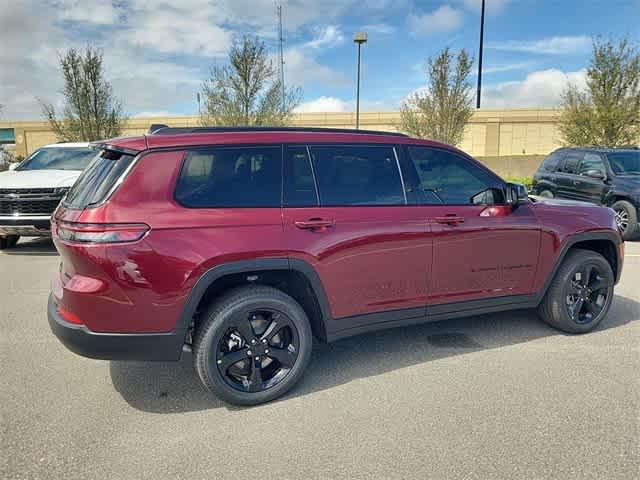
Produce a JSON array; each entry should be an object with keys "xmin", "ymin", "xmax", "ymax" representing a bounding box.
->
[
  {"xmin": 16, "ymin": 147, "xmax": 97, "ymax": 171},
  {"xmin": 64, "ymin": 150, "xmax": 135, "ymax": 209},
  {"xmin": 607, "ymin": 151, "xmax": 640, "ymax": 174}
]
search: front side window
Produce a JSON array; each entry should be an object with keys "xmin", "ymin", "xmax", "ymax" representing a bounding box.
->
[
  {"xmin": 309, "ymin": 145, "xmax": 405, "ymax": 206},
  {"xmin": 579, "ymin": 153, "xmax": 606, "ymax": 175},
  {"xmin": 607, "ymin": 151, "xmax": 640, "ymax": 174},
  {"xmin": 175, "ymin": 146, "xmax": 281, "ymax": 207},
  {"xmin": 17, "ymin": 147, "xmax": 97, "ymax": 171},
  {"xmin": 407, "ymin": 146, "xmax": 504, "ymax": 205}
]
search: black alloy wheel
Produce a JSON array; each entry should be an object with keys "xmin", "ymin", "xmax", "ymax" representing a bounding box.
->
[
  {"xmin": 216, "ymin": 308, "xmax": 299, "ymax": 393},
  {"xmin": 538, "ymin": 249, "xmax": 614, "ymax": 333},
  {"xmin": 193, "ymin": 285, "xmax": 312, "ymax": 406},
  {"xmin": 565, "ymin": 264, "xmax": 610, "ymax": 324}
]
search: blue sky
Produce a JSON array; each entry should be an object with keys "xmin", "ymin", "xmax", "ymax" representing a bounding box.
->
[{"xmin": 1, "ymin": 0, "xmax": 638, "ymax": 119}]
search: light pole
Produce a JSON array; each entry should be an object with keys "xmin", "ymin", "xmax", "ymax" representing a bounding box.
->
[
  {"xmin": 476, "ymin": 0, "xmax": 485, "ymax": 109},
  {"xmin": 354, "ymin": 32, "xmax": 368, "ymax": 129}
]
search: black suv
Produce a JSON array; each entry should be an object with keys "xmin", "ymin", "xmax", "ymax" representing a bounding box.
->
[{"xmin": 532, "ymin": 147, "xmax": 640, "ymax": 240}]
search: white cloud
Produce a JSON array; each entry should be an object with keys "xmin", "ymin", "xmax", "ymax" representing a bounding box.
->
[
  {"xmin": 282, "ymin": 47, "xmax": 349, "ymax": 87},
  {"xmin": 304, "ymin": 25, "xmax": 344, "ymax": 49},
  {"xmin": 53, "ymin": 0, "xmax": 115, "ymax": 24},
  {"xmin": 106, "ymin": 57, "xmax": 202, "ymax": 115},
  {"xmin": 487, "ymin": 36, "xmax": 591, "ymax": 55},
  {"xmin": 482, "ymin": 69, "xmax": 587, "ymax": 108},
  {"xmin": 118, "ymin": 2, "xmax": 232, "ymax": 57},
  {"xmin": 214, "ymin": 0, "xmax": 400, "ymax": 32},
  {"xmin": 482, "ymin": 62, "xmax": 535, "ymax": 74},
  {"xmin": 294, "ymin": 96, "xmax": 349, "ymax": 112},
  {"xmin": 408, "ymin": 5, "xmax": 464, "ymax": 36}
]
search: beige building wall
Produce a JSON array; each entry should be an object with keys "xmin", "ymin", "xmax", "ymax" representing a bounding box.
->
[{"xmin": 1, "ymin": 109, "xmax": 562, "ymax": 176}]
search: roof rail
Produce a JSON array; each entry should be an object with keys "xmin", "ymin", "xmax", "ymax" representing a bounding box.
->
[
  {"xmin": 148, "ymin": 124, "xmax": 169, "ymax": 134},
  {"xmin": 576, "ymin": 145, "xmax": 640, "ymax": 150},
  {"xmin": 147, "ymin": 126, "xmax": 408, "ymax": 137}
]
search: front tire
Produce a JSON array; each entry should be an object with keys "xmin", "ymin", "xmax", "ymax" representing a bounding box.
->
[
  {"xmin": 611, "ymin": 200, "xmax": 639, "ymax": 241},
  {"xmin": 0, "ymin": 235, "xmax": 19, "ymax": 250},
  {"xmin": 193, "ymin": 285, "xmax": 313, "ymax": 406},
  {"xmin": 538, "ymin": 189, "xmax": 554, "ymax": 199},
  {"xmin": 538, "ymin": 249, "xmax": 614, "ymax": 333}
]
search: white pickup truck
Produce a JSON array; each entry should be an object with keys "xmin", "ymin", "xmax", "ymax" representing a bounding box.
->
[{"xmin": 0, "ymin": 142, "xmax": 96, "ymax": 249}]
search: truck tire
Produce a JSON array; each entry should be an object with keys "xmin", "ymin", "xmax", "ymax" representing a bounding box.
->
[
  {"xmin": 193, "ymin": 285, "xmax": 313, "ymax": 406},
  {"xmin": 538, "ymin": 249, "xmax": 614, "ymax": 333},
  {"xmin": 611, "ymin": 200, "xmax": 639, "ymax": 241}
]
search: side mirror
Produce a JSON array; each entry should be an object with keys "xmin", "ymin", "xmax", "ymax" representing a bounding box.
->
[
  {"xmin": 584, "ymin": 169, "xmax": 605, "ymax": 180},
  {"xmin": 505, "ymin": 183, "xmax": 528, "ymax": 205},
  {"xmin": 8, "ymin": 163, "xmax": 18, "ymax": 171}
]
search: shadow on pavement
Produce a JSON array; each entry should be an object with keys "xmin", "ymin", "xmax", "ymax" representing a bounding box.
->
[
  {"xmin": 110, "ymin": 293, "xmax": 639, "ymax": 414},
  {"xmin": 2, "ymin": 237, "xmax": 57, "ymax": 256}
]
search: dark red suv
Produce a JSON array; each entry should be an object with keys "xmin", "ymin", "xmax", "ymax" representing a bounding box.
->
[{"xmin": 48, "ymin": 127, "xmax": 624, "ymax": 405}]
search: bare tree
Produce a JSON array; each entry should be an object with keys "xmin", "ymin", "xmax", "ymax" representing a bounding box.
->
[
  {"xmin": 200, "ymin": 36, "xmax": 301, "ymax": 126},
  {"xmin": 400, "ymin": 48, "xmax": 474, "ymax": 146},
  {"xmin": 39, "ymin": 46, "xmax": 126, "ymax": 142},
  {"xmin": 559, "ymin": 38, "xmax": 640, "ymax": 147}
]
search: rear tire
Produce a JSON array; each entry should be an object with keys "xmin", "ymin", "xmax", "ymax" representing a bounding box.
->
[
  {"xmin": 0, "ymin": 235, "xmax": 19, "ymax": 250},
  {"xmin": 193, "ymin": 285, "xmax": 313, "ymax": 406},
  {"xmin": 538, "ymin": 249, "xmax": 614, "ymax": 333},
  {"xmin": 611, "ymin": 200, "xmax": 639, "ymax": 241}
]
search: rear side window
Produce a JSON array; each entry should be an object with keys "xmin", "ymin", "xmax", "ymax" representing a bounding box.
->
[
  {"xmin": 64, "ymin": 150, "xmax": 135, "ymax": 209},
  {"xmin": 560, "ymin": 151, "xmax": 582, "ymax": 174},
  {"xmin": 175, "ymin": 146, "xmax": 281, "ymax": 208},
  {"xmin": 284, "ymin": 146, "xmax": 318, "ymax": 207},
  {"xmin": 309, "ymin": 145, "xmax": 405, "ymax": 206},
  {"xmin": 540, "ymin": 151, "xmax": 564, "ymax": 172}
]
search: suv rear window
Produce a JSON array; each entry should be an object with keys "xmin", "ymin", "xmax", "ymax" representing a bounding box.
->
[
  {"xmin": 64, "ymin": 149, "xmax": 135, "ymax": 209},
  {"xmin": 175, "ymin": 146, "xmax": 282, "ymax": 208},
  {"xmin": 540, "ymin": 151, "xmax": 563, "ymax": 172}
]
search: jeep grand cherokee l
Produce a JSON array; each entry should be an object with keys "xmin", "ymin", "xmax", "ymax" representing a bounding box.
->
[
  {"xmin": 48, "ymin": 127, "xmax": 624, "ymax": 405},
  {"xmin": 0, "ymin": 142, "xmax": 96, "ymax": 249},
  {"xmin": 531, "ymin": 147, "xmax": 640, "ymax": 240}
]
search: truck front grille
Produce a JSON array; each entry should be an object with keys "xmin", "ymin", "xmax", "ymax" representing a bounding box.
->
[{"xmin": 0, "ymin": 189, "xmax": 65, "ymax": 216}]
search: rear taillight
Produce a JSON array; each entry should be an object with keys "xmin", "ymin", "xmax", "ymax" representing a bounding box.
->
[{"xmin": 54, "ymin": 222, "xmax": 149, "ymax": 244}]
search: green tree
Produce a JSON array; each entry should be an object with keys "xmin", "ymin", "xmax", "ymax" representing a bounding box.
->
[
  {"xmin": 400, "ymin": 47, "xmax": 474, "ymax": 146},
  {"xmin": 39, "ymin": 46, "xmax": 126, "ymax": 142},
  {"xmin": 200, "ymin": 36, "xmax": 301, "ymax": 126},
  {"xmin": 559, "ymin": 38, "xmax": 640, "ymax": 147}
]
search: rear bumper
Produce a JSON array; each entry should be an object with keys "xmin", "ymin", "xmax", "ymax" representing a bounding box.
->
[
  {"xmin": 0, "ymin": 216, "xmax": 51, "ymax": 236},
  {"xmin": 47, "ymin": 294, "xmax": 183, "ymax": 361}
]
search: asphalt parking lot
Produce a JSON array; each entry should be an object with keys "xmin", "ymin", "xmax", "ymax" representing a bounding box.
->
[{"xmin": 1, "ymin": 238, "xmax": 639, "ymax": 480}]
